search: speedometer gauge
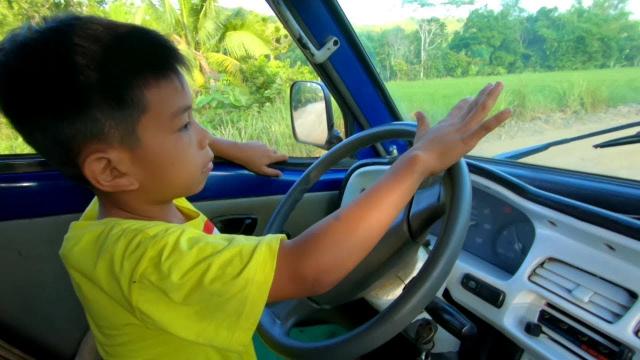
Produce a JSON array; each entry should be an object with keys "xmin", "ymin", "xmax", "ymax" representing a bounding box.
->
[{"xmin": 494, "ymin": 221, "xmax": 535, "ymax": 273}]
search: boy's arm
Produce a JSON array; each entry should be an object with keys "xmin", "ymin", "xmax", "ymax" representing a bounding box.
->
[
  {"xmin": 209, "ymin": 137, "xmax": 288, "ymax": 177},
  {"xmin": 269, "ymin": 82, "xmax": 512, "ymax": 302}
]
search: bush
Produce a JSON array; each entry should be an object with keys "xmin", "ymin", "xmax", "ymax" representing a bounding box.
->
[
  {"xmin": 194, "ymin": 58, "xmax": 317, "ymax": 113},
  {"xmin": 240, "ymin": 57, "xmax": 317, "ymax": 106}
]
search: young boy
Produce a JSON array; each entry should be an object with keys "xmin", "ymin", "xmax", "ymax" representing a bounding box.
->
[{"xmin": 0, "ymin": 15, "xmax": 510, "ymax": 359}]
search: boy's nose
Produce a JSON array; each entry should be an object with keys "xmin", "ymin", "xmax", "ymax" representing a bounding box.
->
[{"xmin": 195, "ymin": 122, "xmax": 212, "ymax": 149}]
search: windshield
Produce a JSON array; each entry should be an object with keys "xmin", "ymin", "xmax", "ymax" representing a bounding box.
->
[{"xmin": 337, "ymin": 0, "xmax": 640, "ymax": 181}]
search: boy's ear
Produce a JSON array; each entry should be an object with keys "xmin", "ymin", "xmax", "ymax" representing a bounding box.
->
[{"xmin": 81, "ymin": 146, "xmax": 139, "ymax": 192}]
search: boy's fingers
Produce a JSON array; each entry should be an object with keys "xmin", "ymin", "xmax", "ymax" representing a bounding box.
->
[
  {"xmin": 466, "ymin": 108, "xmax": 512, "ymax": 146},
  {"xmin": 460, "ymin": 83, "xmax": 494, "ymax": 120},
  {"xmin": 447, "ymin": 97, "xmax": 473, "ymax": 121},
  {"xmin": 271, "ymin": 152, "xmax": 289, "ymax": 163},
  {"xmin": 261, "ymin": 166, "xmax": 284, "ymax": 177},
  {"xmin": 414, "ymin": 111, "xmax": 430, "ymax": 138},
  {"xmin": 465, "ymin": 82, "xmax": 504, "ymax": 129}
]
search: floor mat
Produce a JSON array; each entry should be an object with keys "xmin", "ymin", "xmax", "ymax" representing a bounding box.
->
[{"xmin": 254, "ymin": 324, "xmax": 349, "ymax": 359}]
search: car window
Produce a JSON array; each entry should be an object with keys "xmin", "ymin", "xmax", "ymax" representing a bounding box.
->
[
  {"xmin": 0, "ymin": 1, "xmax": 344, "ymax": 158},
  {"xmin": 338, "ymin": 0, "xmax": 640, "ymax": 181}
]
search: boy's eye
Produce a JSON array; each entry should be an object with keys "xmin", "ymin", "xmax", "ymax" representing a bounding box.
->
[{"xmin": 179, "ymin": 120, "xmax": 191, "ymax": 132}]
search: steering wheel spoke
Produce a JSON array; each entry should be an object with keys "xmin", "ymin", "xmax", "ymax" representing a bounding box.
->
[
  {"xmin": 263, "ymin": 298, "xmax": 323, "ymax": 336},
  {"xmin": 410, "ymin": 176, "xmax": 446, "ymax": 245}
]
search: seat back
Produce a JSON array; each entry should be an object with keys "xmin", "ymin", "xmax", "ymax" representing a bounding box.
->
[{"xmin": 0, "ymin": 214, "xmax": 87, "ymax": 359}]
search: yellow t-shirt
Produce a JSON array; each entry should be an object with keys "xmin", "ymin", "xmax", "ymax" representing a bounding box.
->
[{"xmin": 60, "ymin": 197, "xmax": 283, "ymax": 359}]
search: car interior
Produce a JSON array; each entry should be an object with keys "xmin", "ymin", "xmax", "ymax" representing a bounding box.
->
[{"xmin": 0, "ymin": 0, "xmax": 639, "ymax": 359}]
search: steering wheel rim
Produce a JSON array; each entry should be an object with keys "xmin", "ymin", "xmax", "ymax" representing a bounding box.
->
[{"xmin": 259, "ymin": 123, "xmax": 472, "ymax": 359}]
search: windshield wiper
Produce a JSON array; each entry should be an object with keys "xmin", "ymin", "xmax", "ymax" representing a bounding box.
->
[
  {"xmin": 593, "ymin": 131, "xmax": 640, "ymax": 149},
  {"xmin": 495, "ymin": 120, "xmax": 640, "ymax": 160}
]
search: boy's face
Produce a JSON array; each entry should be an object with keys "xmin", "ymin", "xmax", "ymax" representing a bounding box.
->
[{"xmin": 127, "ymin": 73, "xmax": 214, "ymax": 202}]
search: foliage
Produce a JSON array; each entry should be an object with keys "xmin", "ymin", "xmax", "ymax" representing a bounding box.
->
[
  {"xmin": 1, "ymin": 0, "xmax": 640, "ymax": 158},
  {"xmin": 360, "ymin": 0, "xmax": 640, "ymax": 81},
  {"xmin": 194, "ymin": 57, "xmax": 316, "ymax": 113},
  {"xmin": 0, "ymin": 119, "xmax": 32, "ymax": 153},
  {"xmin": 402, "ymin": 0, "xmax": 475, "ymax": 79},
  {"xmin": 0, "ymin": 0, "xmax": 321, "ymax": 156},
  {"xmin": 240, "ymin": 57, "xmax": 317, "ymax": 105},
  {"xmin": 196, "ymin": 101, "xmax": 324, "ymax": 157},
  {"xmin": 0, "ymin": 0, "xmax": 103, "ymax": 34},
  {"xmin": 122, "ymin": 1, "xmax": 275, "ymax": 91}
]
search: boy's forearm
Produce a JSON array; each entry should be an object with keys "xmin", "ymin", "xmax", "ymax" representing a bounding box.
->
[
  {"xmin": 208, "ymin": 136, "xmax": 241, "ymax": 163},
  {"xmin": 270, "ymin": 82, "xmax": 510, "ymax": 302},
  {"xmin": 271, "ymin": 150, "xmax": 433, "ymax": 301}
]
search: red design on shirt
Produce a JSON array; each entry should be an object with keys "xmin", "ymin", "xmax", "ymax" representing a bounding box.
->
[{"xmin": 203, "ymin": 219, "xmax": 215, "ymax": 235}]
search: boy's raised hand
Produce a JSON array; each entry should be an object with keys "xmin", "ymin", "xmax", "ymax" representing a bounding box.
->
[{"xmin": 410, "ymin": 82, "xmax": 511, "ymax": 178}]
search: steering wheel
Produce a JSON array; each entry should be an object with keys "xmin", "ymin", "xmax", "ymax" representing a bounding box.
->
[{"xmin": 259, "ymin": 122, "xmax": 472, "ymax": 359}]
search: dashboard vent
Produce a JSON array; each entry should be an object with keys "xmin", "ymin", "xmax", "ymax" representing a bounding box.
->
[{"xmin": 529, "ymin": 259, "xmax": 636, "ymax": 323}]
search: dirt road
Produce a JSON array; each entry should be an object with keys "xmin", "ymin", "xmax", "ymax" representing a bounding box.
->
[
  {"xmin": 472, "ymin": 105, "xmax": 640, "ymax": 181},
  {"xmin": 292, "ymin": 101, "xmax": 328, "ymax": 145}
]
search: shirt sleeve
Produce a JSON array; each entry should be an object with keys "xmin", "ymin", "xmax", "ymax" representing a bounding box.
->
[{"xmin": 131, "ymin": 229, "xmax": 283, "ymax": 351}]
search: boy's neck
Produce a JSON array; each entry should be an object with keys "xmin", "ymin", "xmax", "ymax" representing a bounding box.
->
[{"xmin": 96, "ymin": 193, "xmax": 187, "ymax": 224}]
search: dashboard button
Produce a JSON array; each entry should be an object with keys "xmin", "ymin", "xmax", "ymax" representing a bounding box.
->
[
  {"xmin": 467, "ymin": 280, "xmax": 478, "ymax": 290},
  {"xmin": 524, "ymin": 322, "xmax": 542, "ymax": 337},
  {"xmin": 461, "ymin": 274, "xmax": 506, "ymax": 308}
]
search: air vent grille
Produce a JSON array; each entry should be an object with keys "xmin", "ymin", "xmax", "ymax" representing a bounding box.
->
[{"xmin": 529, "ymin": 259, "xmax": 636, "ymax": 323}]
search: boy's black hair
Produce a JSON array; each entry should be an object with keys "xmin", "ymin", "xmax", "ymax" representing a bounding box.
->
[{"xmin": 0, "ymin": 15, "xmax": 187, "ymax": 182}]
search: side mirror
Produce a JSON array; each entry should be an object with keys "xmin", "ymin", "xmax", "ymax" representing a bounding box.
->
[{"xmin": 290, "ymin": 81, "xmax": 343, "ymax": 150}]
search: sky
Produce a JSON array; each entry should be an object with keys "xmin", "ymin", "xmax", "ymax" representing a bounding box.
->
[{"xmin": 217, "ymin": 0, "xmax": 640, "ymax": 24}]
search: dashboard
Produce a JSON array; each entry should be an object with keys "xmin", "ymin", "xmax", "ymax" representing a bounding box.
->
[
  {"xmin": 446, "ymin": 173, "xmax": 640, "ymax": 360},
  {"xmin": 343, "ymin": 161, "xmax": 640, "ymax": 360},
  {"xmin": 428, "ymin": 187, "xmax": 535, "ymax": 275}
]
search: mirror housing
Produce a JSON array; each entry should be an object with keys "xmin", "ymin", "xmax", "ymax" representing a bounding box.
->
[{"xmin": 290, "ymin": 81, "xmax": 343, "ymax": 150}]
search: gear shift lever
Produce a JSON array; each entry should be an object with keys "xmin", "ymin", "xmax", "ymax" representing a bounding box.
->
[{"xmin": 425, "ymin": 297, "xmax": 477, "ymax": 341}]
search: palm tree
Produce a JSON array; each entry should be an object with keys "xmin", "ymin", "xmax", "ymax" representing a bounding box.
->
[
  {"xmin": 0, "ymin": 0, "xmax": 102, "ymax": 34},
  {"xmin": 112, "ymin": 0, "xmax": 272, "ymax": 91}
]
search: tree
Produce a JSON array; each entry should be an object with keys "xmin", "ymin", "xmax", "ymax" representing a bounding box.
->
[
  {"xmin": 415, "ymin": 17, "xmax": 447, "ymax": 79},
  {"xmin": 520, "ymin": 1, "xmax": 640, "ymax": 71},
  {"xmin": 0, "ymin": 0, "xmax": 103, "ymax": 34},
  {"xmin": 382, "ymin": 27, "xmax": 416, "ymax": 80},
  {"xmin": 450, "ymin": 4, "xmax": 527, "ymax": 74},
  {"xmin": 116, "ymin": 0, "xmax": 272, "ymax": 91},
  {"xmin": 403, "ymin": 0, "xmax": 475, "ymax": 79},
  {"xmin": 358, "ymin": 26, "xmax": 418, "ymax": 81}
]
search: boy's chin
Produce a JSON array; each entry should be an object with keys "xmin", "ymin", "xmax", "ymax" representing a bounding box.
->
[
  {"xmin": 169, "ymin": 175, "xmax": 209, "ymax": 200},
  {"xmin": 185, "ymin": 179, "xmax": 208, "ymax": 197}
]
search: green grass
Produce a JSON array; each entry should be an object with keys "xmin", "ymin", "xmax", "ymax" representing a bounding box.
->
[
  {"xmin": 0, "ymin": 119, "xmax": 32, "ymax": 154},
  {"xmin": 196, "ymin": 102, "xmax": 322, "ymax": 157},
  {"xmin": 2, "ymin": 67, "xmax": 639, "ymax": 156},
  {"xmin": 195, "ymin": 100, "xmax": 345, "ymax": 158},
  {"xmin": 386, "ymin": 67, "xmax": 640, "ymax": 124},
  {"xmin": 0, "ymin": 98, "xmax": 344, "ymax": 157}
]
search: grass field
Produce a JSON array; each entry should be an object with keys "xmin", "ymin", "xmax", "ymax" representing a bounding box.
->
[
  {"xmin": 386, "ymin": 67, "xmax": 640, "ymax": 124},
  {"xmin": 2, "ymin": 67, "xmax": 639, "ymax": 158}
]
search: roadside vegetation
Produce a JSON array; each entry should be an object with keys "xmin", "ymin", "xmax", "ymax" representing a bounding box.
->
[
  {"xmin": 388, "ymin": 67, "xmax": 640, "ymax": 123},
  {"xmin": 1, "ymin": 0, "xmax": 639, "ymax": 157}
]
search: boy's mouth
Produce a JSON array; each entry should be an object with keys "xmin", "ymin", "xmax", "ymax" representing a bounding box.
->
[{"xmin": 203, "ymin": 160, "xmax": 213, "ymax": 173}]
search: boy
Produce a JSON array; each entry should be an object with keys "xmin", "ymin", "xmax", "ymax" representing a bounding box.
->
[{"xmin": 0, "ymin": 15, "xmax": 510, "ymax": 359}]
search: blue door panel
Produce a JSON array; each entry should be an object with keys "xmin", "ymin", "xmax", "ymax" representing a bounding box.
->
[{"xmin": 0, "ymin": 162, "xmax": 345, "ymax": 221}]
